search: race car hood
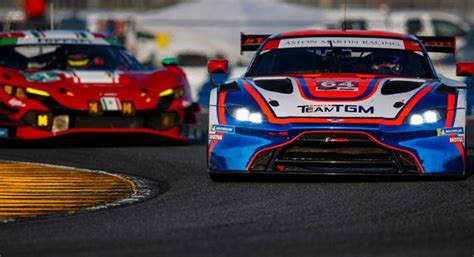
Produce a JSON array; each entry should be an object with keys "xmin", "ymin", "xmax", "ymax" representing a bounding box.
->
[
  {"xmin": 2, "ymin": 68, "xmax": 182, "ymax": 110},
  {"xmin": 245, "ymin": 75, "xmax": 443, "ymax": 121}
]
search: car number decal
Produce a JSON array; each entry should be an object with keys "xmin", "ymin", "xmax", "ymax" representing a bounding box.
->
[{"xmin": 316, "ymin": 80, "xmax": 359, "ymax": 91}]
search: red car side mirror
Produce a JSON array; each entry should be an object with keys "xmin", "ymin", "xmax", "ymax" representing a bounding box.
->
[
  {"xmin": 456, "ymin": 62, "xmax": 474, "ymax": 77},
  {"xmin": 208, "ymin": 59, "xmax": 229, "ymax": 74}
]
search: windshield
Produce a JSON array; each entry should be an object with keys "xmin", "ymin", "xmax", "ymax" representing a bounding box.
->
[
  {"xmin": 0, "ymin": 44, "xmax": 143, "ymax": 71},
  {"xmin": 247, "ymin": 44, "xmax": 435, "ymax": 79}
]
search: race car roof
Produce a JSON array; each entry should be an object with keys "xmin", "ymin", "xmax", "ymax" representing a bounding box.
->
[{"xmin": 0, "ymin": 30, "xmax": 121, "ymax": 46}]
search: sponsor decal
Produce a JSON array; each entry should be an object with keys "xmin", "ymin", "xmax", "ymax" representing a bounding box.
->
[
  {"xmin": 316, "ymin": 80, "xmax": 359, "ymax": 91},
  {"xmin": 437, "ymin": 127, "xmax": 464, "ymax": 136},
  {"xmin": 211, "ymin": 124, "xmax": 235, "ymax": 134},
  {"xmin": 0, "ymin": 128, "xmax": 9, "ymax": 138},
  {"xmin": 16, "ymin": 37, "xmax": 118, "ymax": 46},
  {"xmin": 278, "ymin": 37, "xmax": 405, "ymax": 50},
  {"xmin": 100, "ymin": 97, "xmax": 122, "ymax": 111},
  {"xmin": 449, "ymin": 135, "xmax": 464, "ymax": 143},
  {"xmin": 71, "ymin": 71, "xmax": 121, "ymax": 84},
  {"xmin": 327, "ymin": 118, "xmax": 344, "ymax": 123},
  {"xmin": 102, "ymin": 92, "xmax": 118, "ymax": 97},
  {"xmin": 298, "ymin": 104, "xmax": 374, "ymax": 114},
  {"xmin": 8, "ymin": 98, "xmax": 26, "ymax": 107},
  {"xmin": 38, "ymin": 38, "xmax": 93, "ymax": 44},
  {"xmin": 23, "ymin": 72, "xmax": 60, "ymax": 82},
  {"xmin": 209, "ymin": 134, "xmax": 223, "ymax": 141},
  {"xmin": 325, "ymin": 137, "xmax": 349, "ymax": 143}
]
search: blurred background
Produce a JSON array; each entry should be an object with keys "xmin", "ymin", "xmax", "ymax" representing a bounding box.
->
[{"xmin": 1, "ymin": 0, "xmax": 473, "ymax": 108}]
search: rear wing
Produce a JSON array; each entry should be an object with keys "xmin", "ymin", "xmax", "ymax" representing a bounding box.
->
[
  {"xmin": 240, "ymin": 33, "xmax": 456, "ymax": 54},
  {"xmin": 417, "ymin": 36, "xmax": 456, "ymax": 54},
  {"xmin": 240, "ymin": 33, "xmax": 270, "ymax": 54}
]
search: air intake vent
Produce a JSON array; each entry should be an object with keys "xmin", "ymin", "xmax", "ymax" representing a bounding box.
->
[
  {"xmin": 381, "ymin": 80, "xmax": 423, "ymax": 95},
  {"xmin": 435, "ymin": 83, "xmax": 457, "ymax": 95},
  {"xmin": 249, "ymin": 133, "xmax": 421, "ymax": 174},
  {"xmin": 254, "ymin": 79, "xmax": 293, "ymax": 94}
]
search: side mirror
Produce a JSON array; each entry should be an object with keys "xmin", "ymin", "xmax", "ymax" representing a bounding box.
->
[
  {"xmin": 208, "ymin": 59, "xmax": 229, "ymax": 87},
  {"xmin": 456, "ymin": 62, "xmax": 474, "ymax": 77},
  {"xmin": 208, "ymin": 59, "xmax": 229, "ymax": 74},
  {"xmin": 161, "ymin": 57, "xmax": 178, "ymax": 66}
]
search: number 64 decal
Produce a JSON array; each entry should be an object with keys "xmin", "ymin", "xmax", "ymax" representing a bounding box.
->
[{"xmin": 316, "ymin": 80, "xmax": 359, "ymax": 91}]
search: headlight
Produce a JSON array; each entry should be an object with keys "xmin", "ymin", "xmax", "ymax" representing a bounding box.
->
[
  {"xmin": 158, "ymin": 87, "xmax": 185, "ymax": 99},
  {"xmin": 408, "ymin": 110, "xmax": 442, "ymax": 125},
  {"xmin": 422, "ymin": 110, "xmax": 441, "ymax": 123},
  {"xmin": 25, "ymin": 87, "xmax": 50, "ymax": 97},
  {"xmin": 228, "ymin": 107, "xmax": 265, "ymax": 123},
  {"xmin": 3, "ymin": 85, "xmax": 50, "ymax": 98},
  {"xmin": 159, "ymin": 88, "xmax": 173, "ymax": 97}
]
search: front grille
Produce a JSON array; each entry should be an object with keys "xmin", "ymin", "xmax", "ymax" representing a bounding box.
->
[
  {"xmin": 22, "ymin": 111, "xmax": 180, "ymax": 131},
  {"xmin": 74, "ymin": 116, "xmax": 145, "ymax": 129},
  {"xmin": 250, "ymin": 133, "xmax": 420, "ymax": 174},
  {"xmin": 72, "ymin": 112, "xmax": 178, "ymax": 130}
]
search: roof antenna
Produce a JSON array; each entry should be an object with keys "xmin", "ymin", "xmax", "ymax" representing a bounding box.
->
[
  {"xmin": 342, "ymin": 0, "xmax": 347, "ymax": 31},
  {"xmin": 50, "ymin": 2, "xmax": 55, "ymax": 30}
]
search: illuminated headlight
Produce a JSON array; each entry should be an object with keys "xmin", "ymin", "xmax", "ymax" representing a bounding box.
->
[
  {"xmin": 409, "ymin": 114, "xmax": 424, "ymax": 125},
  {"xmin": 158, "ymin": 87, "xmax": 185, "ymax": 99},
  {"xmin": 423, "ymin": 110, "xmax": 441, "ymax": 123},
  {"xmin": 409, "ymin": 110, "xmax": 442, "ymax": 125},
  {"xmin": 235, "ymin": 108, "xmax": 250, "ymax": 121},
  {"xmin": 159, "ymin": 88, "xmax": 173, "ymax": 97},
  {"xmin": 26, "ymin": 87, "xmax": 50, "ymax": 97},
  {"xmin": 249, "ymin": 112, "xmax": 263, "ymax": 123},
  {"xmin": 3, "ymin": 85, "xmax": 50, "ymax": 98},
  {"xmin": 228, "ymin": 107, "xmax": 264, "ymax": 123}
]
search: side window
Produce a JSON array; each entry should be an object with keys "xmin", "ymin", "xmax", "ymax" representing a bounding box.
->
[
  {"xmin": 432, "ymin": 19, "xmax": 466, "ymax": 37},
  {"xmin": 406, "ymin": 19, "xmax": 423, "ymax": 35}
]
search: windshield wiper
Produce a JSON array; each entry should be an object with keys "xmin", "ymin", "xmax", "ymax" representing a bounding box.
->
[{"xmin": 328, "ymin": 40, "xmax": 341, "ymax": 73}]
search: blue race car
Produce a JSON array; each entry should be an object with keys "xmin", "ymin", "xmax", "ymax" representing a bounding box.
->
[{"xmin": 206, "ymin": 30, "xmax": 474, "ymax": 180}]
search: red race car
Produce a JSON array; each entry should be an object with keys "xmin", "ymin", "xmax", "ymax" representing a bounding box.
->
[{"xmin": 0, "ymin": 30, "xmax": 200, "ymax": 141}]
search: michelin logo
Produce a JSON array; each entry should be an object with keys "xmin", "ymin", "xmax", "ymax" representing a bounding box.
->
[
  {"xmin": 437, "ymin": 127, "xmax": 464, "ymax": 136},
  {"xmin": 211, "ymin": 125, "xmax": 235, "ymax": 134}
]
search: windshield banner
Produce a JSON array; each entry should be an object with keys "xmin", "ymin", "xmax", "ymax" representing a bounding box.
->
[{"xmin": 277, "ymin": 37, "xmax": 406, "ymax": 50}]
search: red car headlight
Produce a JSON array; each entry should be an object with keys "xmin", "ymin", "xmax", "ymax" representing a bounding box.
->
[
  {"xmin": 158, "ymin": 86, "xmax": 185, "ymax": 100},
  {"xmin": 3, "ymin": 85, "xmax": 50, "ymax": 98}
]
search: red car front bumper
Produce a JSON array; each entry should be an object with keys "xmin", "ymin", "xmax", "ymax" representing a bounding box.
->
[{"xmin": 0, "ymin": 104, "xmax": 201, "ymax": 141}]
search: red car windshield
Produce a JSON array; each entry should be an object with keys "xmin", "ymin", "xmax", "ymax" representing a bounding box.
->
[
  {"xmin": 247, "ymin": 38, "xmax": 436, "ymax": 79},
  {"xmin": 0, "ymin": 44, "xmax": 144, "ymax": 71}
]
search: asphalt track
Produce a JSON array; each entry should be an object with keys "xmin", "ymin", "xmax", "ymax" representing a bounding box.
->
[{"xmin": 0, "ymin": 125, "xmax": 473, "ymax": 256}]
